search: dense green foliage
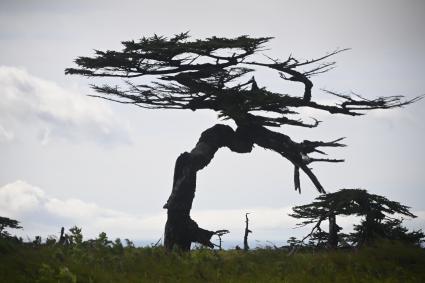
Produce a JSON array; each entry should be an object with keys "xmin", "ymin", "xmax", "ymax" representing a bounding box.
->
[{"xmin": 1, "ymin": 236, "xmax": 425, "ymax": 283}]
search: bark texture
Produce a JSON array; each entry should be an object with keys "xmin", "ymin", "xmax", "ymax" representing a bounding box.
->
[{"xmin": 163, "ymin": 124, "xmax": 253, "ymax": 250}]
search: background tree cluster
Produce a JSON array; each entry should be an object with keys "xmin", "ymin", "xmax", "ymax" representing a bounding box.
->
[{"xmin": 289, "ymin": 189, "xmax": 425, "ymax": 248}]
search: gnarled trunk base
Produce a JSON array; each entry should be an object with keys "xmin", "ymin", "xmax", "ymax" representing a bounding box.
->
[
  {"xmin": 163, "ymin": 124, "xmax": 253, "ymax": 251},
  {"xmin": 162, "ymin": 122, "xmax": 330, "ymax": 251}
]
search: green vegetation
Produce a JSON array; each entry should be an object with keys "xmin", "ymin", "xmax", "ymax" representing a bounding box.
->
[{"xmin": 1, "ymin": 234, "xmax": 425, "ymax": 283}]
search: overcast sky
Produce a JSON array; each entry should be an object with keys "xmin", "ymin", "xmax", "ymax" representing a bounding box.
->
[{"xmin": 1, "ymin": 0, "xmax": 424, "ymax": 247}]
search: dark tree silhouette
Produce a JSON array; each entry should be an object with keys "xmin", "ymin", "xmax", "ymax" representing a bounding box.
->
[
  {"xmin": 0, "ymin": 216, "xmax": 22, "ymax": 238},
  {"xmin": 58, "ymin": 226, "xmax": 71, "ymax": 246},
  {"xmin": 66, "ymin": 33, "xmax": 420, "ymax": 251},
  {"xmin": 290, "ymin": 189, "xmax": 419, "ymax": 247},
  {"xmin": 214, "ymin": 229, "xmax": 229, "ymax": 250},
  {"xmin": 287, "ymin": 236, "xmax": 301, "ymax": 247},
  {"xmin": 243, "ymin": 213, "xmax": 252, "ymax": 251},
  {"xmin": 351, "ymin": 218, "xmax": 424, "ymax": 246}
]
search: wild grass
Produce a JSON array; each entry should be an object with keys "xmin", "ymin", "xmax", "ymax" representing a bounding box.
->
[{"xmin": 1, "ymin": 238, "xmax": 424, "ymax": 283}]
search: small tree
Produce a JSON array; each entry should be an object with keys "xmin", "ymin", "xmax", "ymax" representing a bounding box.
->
[
  {"xmin": 68, "ymin": 226, "xmax": 83, "ymax": 246},
  {"xmin": 0, "ymin": 216, "xmax": 22, "ymax": 238},
  {"xmin": 214, "ymin": 229, "xmax": 229, "ymax": 250},
  {"xmin": 351, "ymin": 217, "xmax": 424, "ymax": 246},
  {"xmin": 290, "ymin": 189, "xmax": 419, "ymax": 247},
  {"xmin": 243, "ymin": 213, "xmax": 252, "ymax": 251},
  {"xmin": 66, "ymin": 33, "xmax": 420, "ymax": 251},
  {"xmin": 287, "ymin": 236, "xmax": 301, "ymax": 247},
  {"xmin": 96, "ymin": 232, "xmax": 113, "ymax": 248}
]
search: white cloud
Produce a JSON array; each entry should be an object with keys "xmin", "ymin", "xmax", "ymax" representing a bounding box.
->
[
  {"xmin": 0, "ymin": 180, "xmax": 45, "ymax": 214},
  {"xmin": 0, "ymin": 180, "xmax": 165, "ymax": 241},
  {"xmin": 0, "ymin": 66, "xmax": 130, "ymax": 144}
]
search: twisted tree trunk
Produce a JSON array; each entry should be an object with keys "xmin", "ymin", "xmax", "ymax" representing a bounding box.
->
[{"xmin": 163, "ymin": 124, "xmax": 253, "ymax": 251}]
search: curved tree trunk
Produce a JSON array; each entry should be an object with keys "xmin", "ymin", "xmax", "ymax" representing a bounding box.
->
[{"xmin": 163, "ymin": 124, "xmax": 253, "ymax": 251}]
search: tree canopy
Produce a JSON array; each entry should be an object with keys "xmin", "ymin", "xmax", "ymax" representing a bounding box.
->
[
  {"xmin": 290, "ymin": 189, "xmax": 415, "ymax": 225},
  {"xmin": 66, "ymin": 33, "xmax": 420, "ymax": 195}
]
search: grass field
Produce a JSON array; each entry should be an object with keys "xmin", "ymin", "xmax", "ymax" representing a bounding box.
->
[{"xmin": 1, "ymin": 238, "xmax": 424, "ymax": 283}]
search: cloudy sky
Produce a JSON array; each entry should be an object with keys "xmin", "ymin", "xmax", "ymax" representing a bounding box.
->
[{"xmin": 1, "ymin": 0, "xmax": 424, "ymax": 247}]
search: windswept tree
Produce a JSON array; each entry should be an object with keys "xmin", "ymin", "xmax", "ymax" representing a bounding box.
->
[
  {"xmin": 290, "ymin": 189, "xmax": 420, "ymax": 247},
  {"xmin": 0, "ymin": 216, "xmax": 22, "ymax": 238},
  {"xmin": 66, "ymin": 33, "xmax": 420, "ymax": 251}
]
